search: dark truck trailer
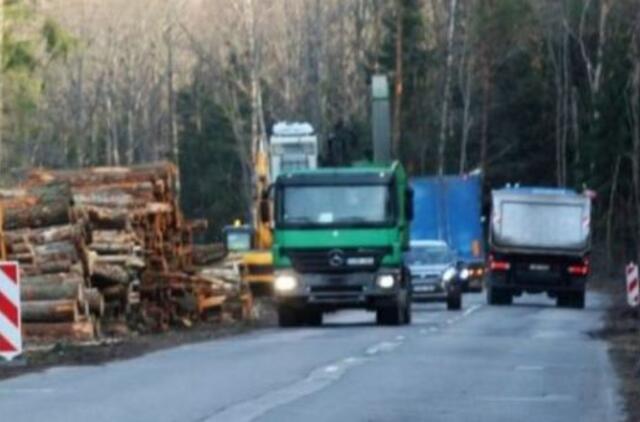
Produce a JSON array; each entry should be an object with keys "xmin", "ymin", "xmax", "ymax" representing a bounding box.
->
[{"xmin": 487, "ymin": 188, "xmax": 591, "ymax": 308}]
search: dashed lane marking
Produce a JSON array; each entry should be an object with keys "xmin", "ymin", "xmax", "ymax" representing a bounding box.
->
[
  {"xmin": 204, "ymin": 336, "xmax": 405, "ymax": 422},
  {"xmin": 478, "ymin": 394, "xmax": 574, "ymax": 403}
]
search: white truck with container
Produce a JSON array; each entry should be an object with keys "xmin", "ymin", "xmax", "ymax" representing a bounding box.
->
[
  {"xmin": 487, "ymin": 187, "xmax": 592, "ymax": 308},
  {"xmin": 269, "ymin": 122, "xmax": 318, "ymax": 182}
]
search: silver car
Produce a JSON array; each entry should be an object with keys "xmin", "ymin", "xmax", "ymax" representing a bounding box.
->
[{"xmin": 405, "ymin": 240, "xmax": 464, "ymax": 310}]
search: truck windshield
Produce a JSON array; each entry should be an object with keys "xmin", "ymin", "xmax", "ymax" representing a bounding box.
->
[
  {"xmin": 280, "ymin": 184, "xmax": 393, "ymax": 227},
  {"xmin": 405, "ymin": 246, "xmax": 455, "ymax": 265}
]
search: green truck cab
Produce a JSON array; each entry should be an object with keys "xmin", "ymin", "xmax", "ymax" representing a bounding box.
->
[{"xmin": 271, "ymin": 161, "xmax": 414, "ymax": 327}]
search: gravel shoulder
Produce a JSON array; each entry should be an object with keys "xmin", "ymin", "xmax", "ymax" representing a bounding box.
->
[
  {"xmin": 593, "ymin": 277, "xmax": 640, "ymax": 422},
  {"xmin": 0, "ymin": 298, "xmax": 278, "ymax": 381}
]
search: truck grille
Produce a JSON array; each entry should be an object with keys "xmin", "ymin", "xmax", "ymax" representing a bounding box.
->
[
  {"xmin": 310, "ymin": 285, "xmax": 363, "ymax": 293},
  {"xmin": 284, "ymin": 247, "xmax": 390, "ymax": 273}
]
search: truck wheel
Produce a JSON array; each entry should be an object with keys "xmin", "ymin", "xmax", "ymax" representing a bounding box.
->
[
  {"xmin": 277, "ymin": 306, "xmax": 300, "ymax": 327},
  {"xmin": 305, "ymin": 310, "xmax": 323, "ymax": 326},
  {"xmin": 376, "ymin": 304, "xmax": 404, "ymax": 326},
  {"xmin": 556, "ymin": 294, "xmax": 571, "ymax": 308},
  {"xmin": 446, "ymin": 293, "xmax": 462, "ymax": 310},
  {"xmin": 570, "ymin": 291, "xmax": 585, "ymax": 309},
  {"xmin": 403, "ymin": 300, "xmax": 412, "ymax": 325},
  {"xmin": 487, "ymin": 287, "xmax": 511, "ymax": 306}
]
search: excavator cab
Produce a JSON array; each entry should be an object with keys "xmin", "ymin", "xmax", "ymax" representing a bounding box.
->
[
  {"xmin": 222, "ymin": 223, "xmax": 253, "ymax": 253},
  {"xmin": 222, "ymin": 221, "xmax": 274, "ymax": 296}
]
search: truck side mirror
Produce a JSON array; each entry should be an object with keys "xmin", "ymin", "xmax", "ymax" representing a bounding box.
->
[{"xmin": 405, "ymin": 188, "xmax": 414, "ymax": 221}]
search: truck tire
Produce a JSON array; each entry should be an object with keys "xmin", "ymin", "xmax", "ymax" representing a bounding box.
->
[
  {"xmin": 277, "ymin": 306, "xmax": 300, "ymax": 327},
  {"xmin": 572, "ymin": 291, "xmax": 586, "ymax": 309},
  {"xmin": 487, "ymin": 287, "xmax": 512, "ymax": 306},
  {"xmin": 556, "ymin": 294, "xmax": 571, "ymax": 308},
  {"xmin": 403, "ymin": 299, "xmax": 412, "ymax": 325},
  {"xmin": 376, "ymin": 303, "xmax": 404, "ymax": 326},
  {"xmin": 446, "ymin": 293, "xmax": 462, "ymax": 310},
  {"xmin": 305, "ymin": 310, "xmax": 323, "ymax": 326}
]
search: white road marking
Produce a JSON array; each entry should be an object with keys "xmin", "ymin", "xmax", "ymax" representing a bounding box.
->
[
  {"xmin": 204, "ymin": 356, "xmax": 368, "ymax": 422},
  {"xmin": 478, "ymin": 394, "xmax": 574, "ymax": 403},
  {"xmin": 365, "ymin": 340, "xmax": 402, "ymax": 356},
  {"xmin": 204, "ymin": 337, "xmax": 405, "ymax": 422},
  {"xmin": 462, "ymin": 304, "xmax": 481, "ymax": 317},
  {"xmin": 0, "ymin": 388, "xmax": 55, "ymax": 394}
]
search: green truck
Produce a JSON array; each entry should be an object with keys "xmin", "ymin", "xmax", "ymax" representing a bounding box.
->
[{"xmin": 271, "ymin": 161, "xmax": 414, "ymax": 327}]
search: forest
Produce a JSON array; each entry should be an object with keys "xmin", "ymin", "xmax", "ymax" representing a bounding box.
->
[{"xmin": 1, "ymin": 0, "xmax": 639, "ymax": 269}]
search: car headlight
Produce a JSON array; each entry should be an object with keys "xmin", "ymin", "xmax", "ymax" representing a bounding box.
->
[
  {"xmin": 459, "ymin": 268, "xmax": 470, "ymax": 280},
  {"xmin": 442, "ymin": 268, "xmax": 457, "ymax": 282},
  {"xmin": 376, "ymin": 274, "xmax": 395, "ymax": 289},
  {"xmin": 274, "ymin": 275, "xmax": 297, "ymax": 292}
]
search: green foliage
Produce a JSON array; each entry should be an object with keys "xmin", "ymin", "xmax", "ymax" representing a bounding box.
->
[
  {"xmin": 1, "ymin": 0, "xmax": 76, "ymax": 167},
  {"xmin": 42, "ymin": 19, "xmax": 77, "ymax": 61},
  {"xmin": 177, "ymin": 80, "xmax": 247, "ymax": 241}
]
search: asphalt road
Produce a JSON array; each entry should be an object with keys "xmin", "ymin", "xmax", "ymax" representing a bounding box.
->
[{"xmin": 0, "ymin": 292, "xmax": 623, "ymax": 422}]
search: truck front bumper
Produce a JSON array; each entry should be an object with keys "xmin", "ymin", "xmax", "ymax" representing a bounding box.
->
[{"xmin": 274, "ymin": 270, "xmax": 406, "ymax": 311}]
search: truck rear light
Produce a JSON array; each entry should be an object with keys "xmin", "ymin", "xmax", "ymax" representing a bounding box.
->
[
  {"xmin": 490, "ymin": 261, "xmax": 511, "ymax": 271},
  {"xmin": 568, "ymin": 265, "xmax": 589, "ymax": 276}
]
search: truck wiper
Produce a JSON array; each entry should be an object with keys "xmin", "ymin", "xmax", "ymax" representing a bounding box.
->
[
  {"xmin": 285, "ymin": 216, "xmax": 314, "ymax": 223},
  {"xmin": 336, "ymin": 217, "xmax": 372, "ymax": 223}
]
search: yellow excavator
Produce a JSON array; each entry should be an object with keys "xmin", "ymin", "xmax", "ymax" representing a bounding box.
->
[{"xmin": 223, "ymin": 122, "xmax": 318, "ymax": 296}]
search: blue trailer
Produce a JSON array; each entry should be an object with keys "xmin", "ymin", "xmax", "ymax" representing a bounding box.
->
[{"xmin": 410, "ymin": 175, "xmax": 485, "ymax": 291}]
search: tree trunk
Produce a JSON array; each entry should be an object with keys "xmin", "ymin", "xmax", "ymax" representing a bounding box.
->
[
  {"xmin": 92, "ymin": 263, "xmax": 132, "ymax": 286},
  {"xmin": 22, "ymin": 273, "xmax": 85, "ymax": 286},
  {"xmin": 392, "ymin": 0, "xmax": 404, "ymax": 159},
  {"xmin": 606, "ymin": 155, "xmax": 622, "ymax": 273},
  {"xmin": 5, "ymin": 224, "xmax": 83, "ymax": 246},
  {"xmin": 631, "ymin": 15, "xmax": 640, "ymax": 264},
  {"xmin": 23, "ymin": 322, "xmax": 95, "ymax": 341},
  {"xmin": 438, "ymin": 0, "xmax": 458, "ymax": 175},
  {"xmin": 22, "ymin": 300, "xmax": 80, "ymax": 323},
  {"xmin": 85, "ymin": 288, "xmax": 106, "ymax": 317},
  {"xmin": 21, "ymin": 283, "xmax": 84, "ymax": 302}
]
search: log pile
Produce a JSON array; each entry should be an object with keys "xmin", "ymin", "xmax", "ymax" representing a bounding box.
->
[
  {"xmin": 0, "ymin": 183, "xmax": 99, "ymax": 341},
  {"xmin": 22, "ymin": 163, "xmax": 247, "ymax": 335}
]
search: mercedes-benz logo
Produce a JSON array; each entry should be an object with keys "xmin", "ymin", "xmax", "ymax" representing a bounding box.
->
[{"xmin": 328, "ymin": 249, "xmax": 345, "ymax": 267}]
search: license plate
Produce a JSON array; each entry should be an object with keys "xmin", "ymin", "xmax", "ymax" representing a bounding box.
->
[
  {"xmin": 414, "ymin": 285, "xmax": 436, "ymax": 292},
  {"xmin": 529, "ymin": 264, "xmax": 550, "ymax": 271}
]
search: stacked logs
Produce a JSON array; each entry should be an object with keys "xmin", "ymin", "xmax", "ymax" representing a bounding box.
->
[
  {"xmin": 0, "ymin": 183, "xmax": 99, "ymax": 341},
  {"xmin": 25, "ymin": 163, "xmax": 246, "ymax": 333}
]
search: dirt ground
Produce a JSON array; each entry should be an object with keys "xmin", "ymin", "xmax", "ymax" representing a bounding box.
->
[
  {"xmin": 0, "ymin": 298, "xmax": 278, "ymax": 382},
  {"xmin": 593, "ymin": 277, "xmax": 640, "ymax": 422}
]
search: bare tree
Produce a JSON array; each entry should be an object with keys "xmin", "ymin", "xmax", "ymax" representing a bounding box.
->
[{"xmin": 437, "ymin": 0, "xmax": 458, "ymax": 175}]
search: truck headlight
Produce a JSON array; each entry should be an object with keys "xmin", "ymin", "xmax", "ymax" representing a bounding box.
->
[
  {"xmin": 376, "ymin": 274, "xmax": 395, "ymax": 289},
  {"xmin": 274, "ymin": 275, "xmax": 297, "ymax": 292},
  {"xmin": 442, "ymin": 268, "xmax": 457, "ymax": 282},
  {"xmin": 459, "ymin": 268, "xmax": 470, "ymax": 280}
]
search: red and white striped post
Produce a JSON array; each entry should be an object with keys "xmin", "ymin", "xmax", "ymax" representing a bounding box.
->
[
  {"xmin": 0, "ymin": 262, "xmax": 22, "ymax": 361},
  {"xmin": 626, "ymin": 262, "xmax": 639, "ymax": 308}
]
